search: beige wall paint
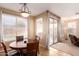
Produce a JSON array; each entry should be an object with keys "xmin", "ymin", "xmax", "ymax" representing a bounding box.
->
[
  {"xmin": 28, "ymin": 16, "xmax": 35, "ymax": 39},
  {"xmin": 0, "ymin": 7, "xmax": 21, "ymax": 17}
]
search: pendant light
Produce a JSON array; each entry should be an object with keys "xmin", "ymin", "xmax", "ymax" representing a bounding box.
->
[{"xmin": 20, "ymin": 3, "xmax": 30, "ymax": 17}]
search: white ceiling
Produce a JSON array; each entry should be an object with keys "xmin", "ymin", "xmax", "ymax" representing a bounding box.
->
[{"xmin": 0, "ymin": 3, "xmax": 79, "ymax": 19}]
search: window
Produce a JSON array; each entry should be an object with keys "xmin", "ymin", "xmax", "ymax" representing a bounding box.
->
[
  {"xmin": 68, "ymin": 22, "xmax": 76, "ymax": 35},
  {"xmin": 35, "ymin": 18, "xmax": 43, "ymax": 38},
  {"xmin": 16, "ymin": 17, "xmax": 28, "ymax": 38},
  {"xmin": 2, "ymin": 13, "xmax": 28, "ymax": 41},
  {"xmin": 2, "ymin": 14, "xmax": 16, "ymax": 41}
]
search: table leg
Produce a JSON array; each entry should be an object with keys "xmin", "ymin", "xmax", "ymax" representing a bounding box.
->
[
  {"xmin": 17, "ymin": 49, "xmax": 22, "ymax": 56},
  {"xmin": 18, "ymin": 49, "xmax": 23, "ymax": 56},
  {"xmin": 20, "ymin": 49, "xmax": 23, "ymax": 56}
]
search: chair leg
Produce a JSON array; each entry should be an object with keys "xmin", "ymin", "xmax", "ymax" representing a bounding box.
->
[{"xmin": 5, "ymin": 53, "xmax": 8, "ymax": 56}]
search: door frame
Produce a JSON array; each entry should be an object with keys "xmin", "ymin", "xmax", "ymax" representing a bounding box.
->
[{"xmin": 48, "ymin": 17, "xmax": 59, "ymax": 46}]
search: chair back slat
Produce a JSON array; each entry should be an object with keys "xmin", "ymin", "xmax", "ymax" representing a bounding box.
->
[
  {"xmin": 0, "ymin": 42, "xmax": 8, "ymax": 56},
  {"xmin": 16, "ymin": 36, "xmax": 23, "ymax": 42}
]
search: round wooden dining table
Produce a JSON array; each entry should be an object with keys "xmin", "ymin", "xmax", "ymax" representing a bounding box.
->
[
  {"xmin": 9, "ymin": 39, "xmax": 36, "ymax": 56},
  {"xmin": 9, "ymin": 41, "xmax": 27, "ymax": 56}
]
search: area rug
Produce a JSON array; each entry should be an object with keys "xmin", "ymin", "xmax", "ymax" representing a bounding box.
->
[{"xmin": 51, "ymin": 42, "xmax": 79, "ymax": 56}]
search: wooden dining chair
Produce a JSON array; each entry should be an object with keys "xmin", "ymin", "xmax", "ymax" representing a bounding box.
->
[
  {"xmin": 16, "ymin": 36, "xmax": 24, "ymax": 42},
  {"xmin": 0, "ymin": 42, "xmax": 17, "ymax": 56},
  {"xmin": 22, "ymin": 40, "xmax": 39, "ymax": 56},
  {"xmin": 35, "ymin": 36, "xmax": 40, "ymax": 53},
  {"xmin": 26, "ymin": 41, "xmax": 38, "ymax": 56},
  {"xmin": 35, "ymin": 35, "xmax": 40, "ymax": 41}
]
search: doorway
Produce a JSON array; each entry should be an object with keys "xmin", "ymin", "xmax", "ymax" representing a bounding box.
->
[{"xmin": 48, "ymin": 17, "xmax": 58, "ymax": 46}]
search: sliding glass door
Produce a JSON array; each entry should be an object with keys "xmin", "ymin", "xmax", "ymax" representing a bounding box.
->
[
  {"xmin": 48, "ymin": 17, "xmax": 58, "ymax": 46},
  {"xmin": 53, "ymin": 19, "xmax": 58, "ymax": 43}
]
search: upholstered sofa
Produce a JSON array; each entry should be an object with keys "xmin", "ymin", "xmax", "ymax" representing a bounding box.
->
[{"xmin": 69, "ymin": 34, "xmax": 79, "ymax": 46}]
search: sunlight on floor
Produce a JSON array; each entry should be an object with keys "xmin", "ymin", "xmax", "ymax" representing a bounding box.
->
[
  {"xmin": 48, "ymin": 47, "xmax": 71, "ymax": 56},
  {"xmin": 39, "ymin": 46, "xmax": 71, "ymax": 56}
]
